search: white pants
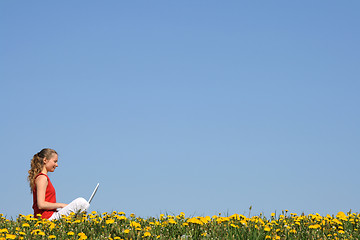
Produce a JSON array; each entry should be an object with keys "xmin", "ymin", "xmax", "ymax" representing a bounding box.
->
[{"xmin": 48, "ymin": 197, "xmax": 90, "ymax": 221}]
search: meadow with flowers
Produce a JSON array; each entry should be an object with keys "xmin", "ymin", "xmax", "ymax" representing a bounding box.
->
[{"xmin": 0, "ymin": 210, "xmax": 359, "ymax": 239}]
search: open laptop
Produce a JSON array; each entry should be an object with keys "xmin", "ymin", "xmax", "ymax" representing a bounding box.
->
[
  {"xmin": 88, "ymin": 183, "xmax": 99, "ymax": 204},
  {"xmin": 56, "ymin": 183, "xmax": 99, "ymax": 212}
]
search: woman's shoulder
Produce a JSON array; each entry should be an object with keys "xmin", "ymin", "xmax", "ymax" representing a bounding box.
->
[{"xmin": 35, "ymin": 173, "xmax": 49, "ymax": 182}]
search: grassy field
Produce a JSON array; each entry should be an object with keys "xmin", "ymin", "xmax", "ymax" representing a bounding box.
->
[{"xmin": 0, "ymin": 210, "xmax": 359, "ymax": 239}]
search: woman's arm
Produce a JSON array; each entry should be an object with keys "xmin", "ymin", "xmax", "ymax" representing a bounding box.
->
[{"xmin": 35, "ymin": 175, "xmax": 68, "ymax": 210}]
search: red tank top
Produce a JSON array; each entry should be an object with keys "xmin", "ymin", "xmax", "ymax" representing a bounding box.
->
[{"xmin": 32, "ymin": 173, "xmax": 57, "ymax": 219}]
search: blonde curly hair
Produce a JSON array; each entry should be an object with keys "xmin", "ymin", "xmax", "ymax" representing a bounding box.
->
[{"xmin": 27, "ymin": 148, "xmax": 58, "ymax": 192}]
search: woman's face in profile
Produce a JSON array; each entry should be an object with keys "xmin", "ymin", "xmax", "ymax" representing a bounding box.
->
[{"xmin": 44, "ymin": 154, "xmax": 59, "ymax": 172}]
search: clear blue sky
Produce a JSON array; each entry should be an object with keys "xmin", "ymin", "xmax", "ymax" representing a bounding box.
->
[{"xmin": 1, "ymin": 1, "xmax": 359, "ymax": 219}]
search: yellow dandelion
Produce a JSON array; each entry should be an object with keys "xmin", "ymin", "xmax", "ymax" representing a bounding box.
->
[
  {"xmin": 309, "ymin": 224, "xmax": 321, "ymax": 229},
  {"xmin": 106, "ymin": 219, "xmax": 115, "ymax": 224},
  {"xmin": 5, "ymin": 234, "xmax": 17, "ymax": 240},
  {"xmin": 336, "ymin": 212, "xmax": 347, "ymax": 221},
  {"xmin": 143, "ymin": 232, "xmax": 151, "ymax": 237},
  {"xmin": 130, "ymin": 221, "xmax": 141, "ymax": 228},
  {"xmin": 31, "ymin": 229, "xmax": 40, "ymax": 235},
  {"xmin": 22, "ymin": 223, "xmax": 30, "ymax": 228},
  {"xmin": 168, "ymin": 218, "xmax": 177, "ymax": 224},
  {"xmin": 117, "ymin": 215, "xmax": 127, "ymax": 220},
  {"xmin": 187, "ymin": 217, "xmax": 203, "ymax": 225},
  {"xmin": 77, "ymin": 233, "xmax": 88, "ymax": 240},
  {"xmin": 48, "ymin": 235, "xmax": 56, "ymax": 239},
  {"xmin": 49, "ymin": 222, "xmax": 55, "ymax": 230}
]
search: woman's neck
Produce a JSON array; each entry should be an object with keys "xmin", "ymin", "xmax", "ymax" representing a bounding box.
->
[{"xmin": 41, "ymin": 167, "xmax": 48, "ymax": 175}]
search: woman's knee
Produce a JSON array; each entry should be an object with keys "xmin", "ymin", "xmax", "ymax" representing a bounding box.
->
[{"xmin": 75, "ymin": 197, "xmax": 90, "ymax": 209}]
